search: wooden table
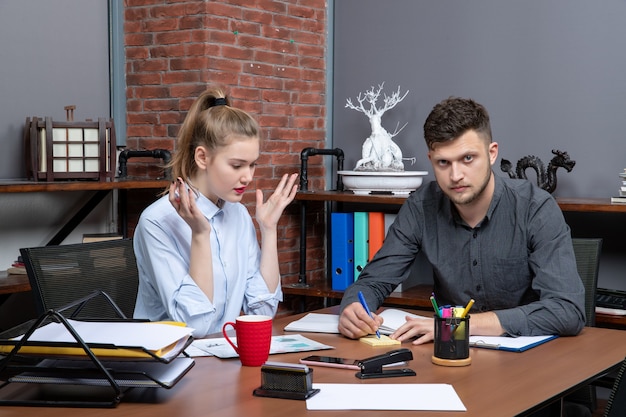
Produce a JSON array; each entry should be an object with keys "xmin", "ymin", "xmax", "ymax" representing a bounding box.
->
[{"xmin": 2, "ymin": 306, "xmax": 625, "ymax": 416}]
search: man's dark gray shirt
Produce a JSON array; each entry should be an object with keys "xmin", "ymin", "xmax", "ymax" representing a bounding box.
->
[{"xmin": 340, "ymin": 173, "xmax": 586, "ymax": 336}]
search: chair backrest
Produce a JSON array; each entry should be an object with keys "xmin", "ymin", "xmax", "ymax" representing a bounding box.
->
[
  {"xmin": 572, "ymin": 238, "xmax": 603, "ymax": 327},
  {"xmin": 20, "ymin": 239, "xmax": 139, "ymax": 319},
  {"xmin": 605, "ymin": 356, "xmax": 626, "ymax": 417},
  {"xmin": 564, "ymin": 238, "xmax": 603, "ymax": 413}
]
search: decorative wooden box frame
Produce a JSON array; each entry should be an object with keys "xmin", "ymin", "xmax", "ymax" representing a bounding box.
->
[{"xmin": 24, "ymin": 112, "xmax": 116, "ymax": 182}]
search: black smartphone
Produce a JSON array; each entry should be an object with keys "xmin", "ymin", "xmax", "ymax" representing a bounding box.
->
[{"xmin": 299, "ymin": 355, "xmax": 361, "ymax": 370}]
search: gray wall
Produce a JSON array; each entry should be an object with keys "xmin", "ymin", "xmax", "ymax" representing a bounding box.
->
[
  {"xmin": 0, "ymin": 0, "xmax": 110, "ymax": 179},
  {"xmin": 333, "ymin": 0, "xmax": 626, "ymax": 199},
  {"xmin": 0, "ymin": 0, "xmax": 115, "ymax": 271},
  {"xmin": 332, "ymin": 0, "xmax": 626, "ymax": 290}
]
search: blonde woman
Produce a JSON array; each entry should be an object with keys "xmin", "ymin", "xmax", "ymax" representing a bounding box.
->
[{"xmin": 133, "ymin": 89, "xmax": 298, "ymax": 337}]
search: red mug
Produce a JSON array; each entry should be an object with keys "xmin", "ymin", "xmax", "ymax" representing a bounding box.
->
[{"xmin": 222, "ymin": 315, "xmax": 272, "ymax": 366}]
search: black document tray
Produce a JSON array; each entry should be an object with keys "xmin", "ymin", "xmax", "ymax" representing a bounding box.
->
[{"xmin": 0, "ymin": 291, "xmax": 194, "ymax": 407}]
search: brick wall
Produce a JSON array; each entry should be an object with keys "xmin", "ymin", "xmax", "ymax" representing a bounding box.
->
[{"xmin": 123, "ymin": 0, "xmax": 328, "ymax": 301}]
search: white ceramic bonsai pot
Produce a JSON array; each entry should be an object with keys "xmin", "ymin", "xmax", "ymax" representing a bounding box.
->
[{"xmin": 338, "ymin": 170, "xmax": 428, "ymax": 195}]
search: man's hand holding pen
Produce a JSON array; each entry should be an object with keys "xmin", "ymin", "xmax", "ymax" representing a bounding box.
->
[
  {"xmin": 339, "ymin": 294, "xmax": 478, "ymax": 344},
  {"xmin": 338, "ymin": 302, "xmax": 384, "ymax": 340}
]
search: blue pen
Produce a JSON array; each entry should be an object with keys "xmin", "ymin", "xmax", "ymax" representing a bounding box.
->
[{"xmin": 358, "ymin": 291, "xmax": 381, "ymax": 339}]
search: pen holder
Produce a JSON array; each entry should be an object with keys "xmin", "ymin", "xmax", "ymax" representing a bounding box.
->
[{"xmin": 432, "ymin": 315, "xmax": 471, "ymax": 367}]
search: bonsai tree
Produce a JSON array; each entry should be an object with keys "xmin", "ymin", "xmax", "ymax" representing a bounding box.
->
[{"xmin": 345, "ymin": 83, "xmax": 412, "ymax": 171}]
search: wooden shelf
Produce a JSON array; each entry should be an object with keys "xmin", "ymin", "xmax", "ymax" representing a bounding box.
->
[
  {"xmin": 0, "ymin": 178, "xmax": 171, "ymax": 246},
  {"xmin": 295, "ymin": 190, "xmax": 409, "ymax": 205},
  {"xmin": 283, "ymin": 283, "xmax": 433, "ymax": 310},
  {"xmin": 0, "ymin": 178, "xmax": 170, "ymax": 193},
  {"xmin": 556, "ymin": 197, "xmax": 626, "ymax": 213},
  {"xmin": 595, "ymin": 312, "xmax": 626, "ymax": 329},
  {"xmin": 0, "ymin": 272, "xmax": 30, "ymax": 295},
  {"xmin": 296, "ymin": 191, "xmax": 626, "ymax": 213}
]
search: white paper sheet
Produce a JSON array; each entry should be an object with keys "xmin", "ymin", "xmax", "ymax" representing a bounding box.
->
[
  {"xmin": 283, "ymin": 310, "xmax": 432, "ymax": 335},
  {"xmin": 306, "ymin": 383, "xmax": 466, "ymax": 411},
  {"xmin": 13, "ymin": 320, "xmax": 193, "ymax": 351},
  {"xmin": 283, "ymin": 313, "xmax": 340, "ymax": 333},
  {"xmin": 187, "ymin": 334, "xmax": 334, "ymax": 358}
]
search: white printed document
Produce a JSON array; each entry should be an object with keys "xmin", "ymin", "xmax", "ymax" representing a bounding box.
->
[{"xmin": 187, "ymin": 334, "xmax": 333, "ymax": 358}]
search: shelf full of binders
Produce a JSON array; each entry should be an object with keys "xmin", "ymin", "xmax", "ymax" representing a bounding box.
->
[{"xmin": 330, "ymin": 211, "xmax": 392, "ymax": 291}]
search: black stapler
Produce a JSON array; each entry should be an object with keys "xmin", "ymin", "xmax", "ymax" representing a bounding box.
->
[{"xmin": 355, "ymin": 348, "xmax": 417, "ymax": 379}]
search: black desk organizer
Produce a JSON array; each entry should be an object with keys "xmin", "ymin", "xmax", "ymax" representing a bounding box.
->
[{"xmin": 0, "ymin": 291, "xmax": 194, "ymax": 408}]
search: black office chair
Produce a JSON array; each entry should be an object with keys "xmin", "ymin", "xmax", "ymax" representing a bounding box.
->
[
  {"xmin": 604, "ymin": 356, "xmax": 626, "ymax": 417},
  {"xmin": 20, "ymin": 239, "xmax": 139, "ymax": 320},
  {"xmin": 572, "ymin": 238, "xmax": 603, "ymax": 327},
  {"xmin": 565, "ymin": 238, "xmax": 603, "ymax": 414}
]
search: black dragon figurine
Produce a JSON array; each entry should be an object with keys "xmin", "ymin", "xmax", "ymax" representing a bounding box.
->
[{"xmin": 500, "ymin": 149, "xmax": 575, "ymax": 194}]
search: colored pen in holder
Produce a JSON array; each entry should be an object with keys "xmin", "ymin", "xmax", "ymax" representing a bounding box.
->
[{"xmin": 432, "ymin": 314, "xmax": 471, "ymax": 367}]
